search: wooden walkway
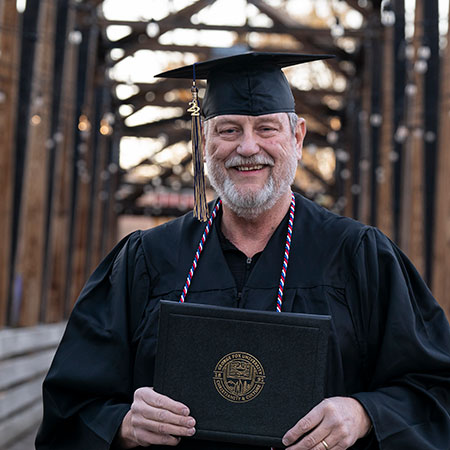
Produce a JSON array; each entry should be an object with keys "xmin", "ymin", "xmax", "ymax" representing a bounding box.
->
[{"xmin": 0, "ymin": 323, "xmax": 65, "ymax": 450}]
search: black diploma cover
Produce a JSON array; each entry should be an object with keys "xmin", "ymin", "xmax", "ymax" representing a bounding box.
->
[{"xmin": 154, "ymin": 301, "xmax": 331, "ymax": 447}]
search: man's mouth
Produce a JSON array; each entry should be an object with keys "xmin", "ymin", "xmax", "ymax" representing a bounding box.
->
[{"xmin": 235, "ymin": 164, "xmax": 265, "ymax": 171}]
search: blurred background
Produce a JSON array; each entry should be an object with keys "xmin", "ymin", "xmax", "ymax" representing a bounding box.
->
[{"xmin": 0, "ymin": 0, "xmax": 449, "ymax": 448}]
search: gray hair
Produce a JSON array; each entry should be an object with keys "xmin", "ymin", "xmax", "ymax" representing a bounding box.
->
[{"xmin": 287, "ymin": 112, "xmax": 298, "ymax": 136}]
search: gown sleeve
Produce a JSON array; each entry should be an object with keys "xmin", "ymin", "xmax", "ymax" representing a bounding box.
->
[
  {"xmin": 348, "ymin": 227, "xmax": 450, "ymax": 450},
  {"xmin": 35, "ymin": 231, "xmax": 151, "ymax": 450}
]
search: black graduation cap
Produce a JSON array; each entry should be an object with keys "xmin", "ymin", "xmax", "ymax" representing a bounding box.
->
[
  {"xmin": 154, "ymin": 52, "xmax": 334, "ymax": 222},
  {"xmin": 155, "ymin": 51, "xmax": 334, "ymax": 119}
]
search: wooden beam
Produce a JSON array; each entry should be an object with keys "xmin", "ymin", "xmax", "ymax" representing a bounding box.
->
[
  {"xmin": 422, "ymin": 0, "xmax": 440, "ymax": 284},
  {"xmin": 367, "ymin": 29, "xmax": 383, "ymax": 226},
  {"xmin": 341, "ymin": 87, "xmax": 362, "ymax": 219},
  {"xmin": 87, "ymin": 86, "xmax": 111, "ymax": 274},
  {"xmin": 109, "ymin": 0, "xmax": 214, "ymax": 58},
  {"xmin": 391, "ymin": 0, "xmax": 406, "ymax": 243},
  {"xmin": 44, "ymin": 2, "xmax": 78, "ymax": 323},
  {"xmin": 13, "ymin": 0, "xmax": 57, "ymax": 326},
  {"xmin": 104, "ymin": 136, "xmax": 121, "ymax": 253},
  {"xmin": 123, "ymin": 113, "xmax": 190, "ymax": 136},
  {"xmin": 399, "ymin": 0, "xmax": 425, "ymax": 275},
  {"xmin": 11, "ymin": 1, "xmax": 45, "ymax": 289},
  {"xmin": 246, "ymin": 0, "xmax": 350, "ymax": 75},
  {"xmin": 376, "ymin": 22, "xmax": 394, "ymax": 238},
  {"xmin": 356, "ymin": 38, "xmax": 372, "ymax": 225},
  {"xmin": 0, "ymin": 1, "xmax": 20, "ymax": 326},
  {"xmin": 69, "ymin": 23, "xmax": 100, "ymax": 310},
  {"xmin": 111, "ymin": 40, "xmax": 212, "ymax": 65},
  {"xmin": 104, "ymin": 19, "xmax": 364, "ymax": 41},
  {"xmin": 300, "ymin": 164, "xmax": 333, "ymax": 189},
  {"xmin": 432, "ymin": 0, "xmax": 450, "ymax": 317}
]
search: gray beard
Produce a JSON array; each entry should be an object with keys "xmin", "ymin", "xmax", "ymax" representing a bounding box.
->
[
  {"xmin": 206, "ymin": 153, "xmax": 297, "ymax": 219},
  {"xmin": 219, "ymin": 176, "xmax": 278, "ymax": 219}
]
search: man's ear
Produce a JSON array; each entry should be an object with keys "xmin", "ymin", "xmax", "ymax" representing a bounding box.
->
[{"xmin": 295, "ymin": 117, "xmax": 306, "ymax": 161}]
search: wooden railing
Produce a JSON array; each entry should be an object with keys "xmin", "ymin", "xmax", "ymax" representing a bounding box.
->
[{"xmin": 0, "ymin": 323, "xmax": 65, "ymax": 449}]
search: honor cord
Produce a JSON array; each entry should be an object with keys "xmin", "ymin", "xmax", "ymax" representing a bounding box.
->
[
  {"xmin": 179, "ymin": 200, "xmax": 222, "ymax": 303},
  {"xmin": 179, "ymin": 193, "xmax": 296, "ymax": 311}
]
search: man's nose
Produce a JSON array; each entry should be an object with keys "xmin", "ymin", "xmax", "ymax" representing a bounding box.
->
[{"xmin": 236, "ymin": 131, "xmax": 260, "ymax": 156}]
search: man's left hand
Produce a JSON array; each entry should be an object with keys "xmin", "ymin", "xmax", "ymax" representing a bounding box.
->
[{"xmin": 282, "ymin": 396, "xmax": 372, "ymax": 450}]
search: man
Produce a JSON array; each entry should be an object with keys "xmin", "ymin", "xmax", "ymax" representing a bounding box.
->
[{"xmin": 36, "ymin": 53, "xmax": 450, "ymax": 450}]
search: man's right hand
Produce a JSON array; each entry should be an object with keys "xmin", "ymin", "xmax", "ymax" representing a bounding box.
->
[{"xmin": 116, "ymin": 387, "xmax": 196, "ymax": 448}]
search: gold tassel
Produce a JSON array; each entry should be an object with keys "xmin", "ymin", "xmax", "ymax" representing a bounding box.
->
[{"xmin": 188, "ymin": 82, "xmax": 209, "ymax": 221}]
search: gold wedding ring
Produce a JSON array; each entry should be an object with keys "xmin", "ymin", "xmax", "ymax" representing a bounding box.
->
[{"xmin": 321, "ymin": 439, "xmax": 330, "ymax": 450}]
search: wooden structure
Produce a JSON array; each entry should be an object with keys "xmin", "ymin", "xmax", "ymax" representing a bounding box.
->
[
  {"xmin": 0, "ymin": 0, "xmax": 118, "ymax": 328},
  {"xmin": 0, "ymin": 324, "xmax": 65, "ymax": 449},
  {"xmin": 0, "ymin": 0, "xmax": 449, "ymax": 324},
  {"xmin": 0, "ymin": 0, "xmax": 449, "ymax": 446}
]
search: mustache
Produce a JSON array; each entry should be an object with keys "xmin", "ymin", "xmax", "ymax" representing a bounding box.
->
[{"xmin": 224, "ymin": 154, "xmax": 275, "ymax": 168}]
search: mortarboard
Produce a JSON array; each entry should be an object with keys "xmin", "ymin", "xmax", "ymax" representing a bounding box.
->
[{"xmin": 154, "ymin": 52, "xmax": 334, "ymax": 221}]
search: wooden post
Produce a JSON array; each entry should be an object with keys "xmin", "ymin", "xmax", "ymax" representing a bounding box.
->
[
  {"xmin": 399, "ymin": 0, "xmax": 425, "ymax": 275},
  {"xmin": 86, "ymin": 85, "xmax": 104, "ymax": 274},
  {"xmin": 44, "ymin": 3, "xmax": 78, "ymax": 323},
  {"xmin": 69, "ymin": 22, "xmax": 100, "ymax": 309},
  {"xmin": 357, "ymin": 35, "xmax": 374, "ymax": 225},
  {"xmin": 392, "ymin": 0, "xmax": 406, "ymax": 243},
  {"xmin": 89, "ymin": 89, "xmax": 112, "ymax": 272},
  {"xmin": 12, "ymin": 0, "xmax": 57, "ymax": 326},
  {"xmin": 0, "ymin": 1, "xmax": 20, "ymax": 326},
  {"xmin": 422, "ymin": 0, "xmax": 440, "ymax": 284},
  {"xmin": 376, "ymin": 22, "xmax": 394, "ymax": 238},
  {"xmin": 432, "ymin": 0, "xmax": 450, "ymax": 315},
  {"xmin": 368, "ymin": 29, "xmax": 383, "ymax": 227},
  {"xmin": 104, "ymin": 135, "xmax": 121, "ymax": 253}
]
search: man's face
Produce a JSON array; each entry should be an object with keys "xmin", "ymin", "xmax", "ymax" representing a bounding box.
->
[{"xmin": 204, "ymin": 113, "xmax": 305, "ymax": 218}]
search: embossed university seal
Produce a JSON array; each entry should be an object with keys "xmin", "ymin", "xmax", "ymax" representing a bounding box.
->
[{"xmin": 213, "ymin": 352, "xmax": 266, "ymax": 403}]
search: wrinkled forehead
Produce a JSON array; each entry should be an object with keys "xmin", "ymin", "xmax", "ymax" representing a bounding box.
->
[{"xmin": 208, "ymin": 112, "xmax": 289, "ymax": 127}]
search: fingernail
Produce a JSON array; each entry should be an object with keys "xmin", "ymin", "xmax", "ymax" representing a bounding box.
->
[
  {"xmin": 282, "ymin": 437, "xmax": 289, "ymax": 446},
  {"xmin": 182, "ymin": 408, "xmax": 190, "ymax": 416},
  {"xmin": 188, "ymin": 428, "xmax": 196, "ymax": 435},
  {"xmin": 187, "ymin": 418, "xmax": 195, "ymax": 427}
]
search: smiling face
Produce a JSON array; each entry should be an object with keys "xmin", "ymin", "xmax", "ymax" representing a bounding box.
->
[{"xmin": 204, "ymin": 112, "xmax": 305, "ymax": 218}]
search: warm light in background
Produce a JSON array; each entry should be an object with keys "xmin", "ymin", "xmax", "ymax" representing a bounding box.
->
[
  {"xmin": 330, "ymin": 117, "xmax": 342, "ymax": 131},
  {"xmin": 31, "ymin": 114, "xmax": 41, "ymax": 125},
  {"xmin": 78, "ymin": 114, "xmax": 91, "ymax": 132}
]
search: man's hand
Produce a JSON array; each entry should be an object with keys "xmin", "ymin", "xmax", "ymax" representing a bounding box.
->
[
  {"xmin": 116, "ymin": 387, "xmax": 196, "ymax": 448},
  {"xmin": 282, "ymin": 397, "xmax": 372, "ymax": 450}
]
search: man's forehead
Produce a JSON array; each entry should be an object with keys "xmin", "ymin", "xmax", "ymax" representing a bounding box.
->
[{"xmin": 211, "ymin": 113, "xmax": 288, "ymax": 126}]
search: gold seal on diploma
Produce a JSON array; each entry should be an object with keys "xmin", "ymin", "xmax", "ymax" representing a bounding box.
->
[{"xmin": 213, "ymin": 352, "xmax": 266, "ymax": 403}]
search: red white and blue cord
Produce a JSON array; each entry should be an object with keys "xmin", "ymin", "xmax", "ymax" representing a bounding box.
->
[
  {"xmin": 276, "ymin": 192, "xmax": 295, "ymax": 312},
  {"xmin": 179, "ymin": 193, "xmax": 296, "ymax": 308},
  {"xmin": 179, "ymin": 200, "xmax": 222, "ymax": 303}
]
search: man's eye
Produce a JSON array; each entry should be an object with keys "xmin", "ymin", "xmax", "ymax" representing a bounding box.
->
[{"xmin": 219, "ymin": 128, "xmax": 237, "ymax": 135}]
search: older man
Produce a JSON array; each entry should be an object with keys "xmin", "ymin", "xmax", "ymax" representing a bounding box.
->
[{"xmin": 36, "ymin": 53, "xmax": 450, "ymax": 450}]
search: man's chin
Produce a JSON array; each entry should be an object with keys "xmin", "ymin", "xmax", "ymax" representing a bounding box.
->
[{"xmin": 221, "ymin": 189, "xmax": 279, "ymax": 218}]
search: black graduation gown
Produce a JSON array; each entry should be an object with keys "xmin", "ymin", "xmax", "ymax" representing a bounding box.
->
[{"xmin": 36, "ymin": 194, "xmax": 450, "ymax": 450}]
